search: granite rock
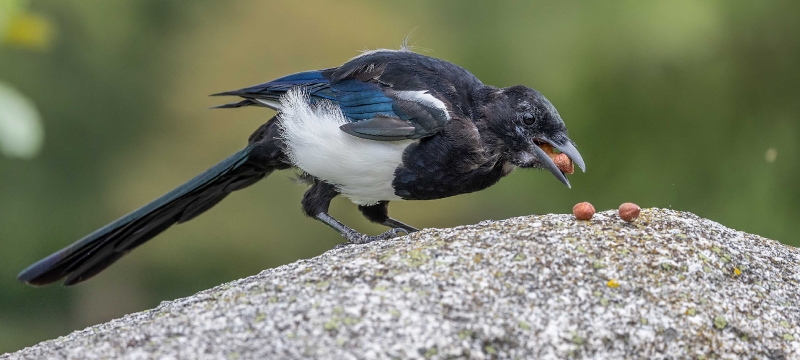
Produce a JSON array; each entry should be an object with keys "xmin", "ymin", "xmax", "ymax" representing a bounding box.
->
[{"xmin": 3, "ymin": 208, "xmax": 798, "ymax": 359}]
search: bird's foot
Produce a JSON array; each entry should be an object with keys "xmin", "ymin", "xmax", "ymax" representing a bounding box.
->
[
  {"xmin": 360, "ymin": 227, "xmax": 408, "ymax": 244},
  {"xmin": 335, "ymin": 228, "xmax": 408, "ymax": 247},
  {"xmin": 317, "ymin": 212, "xmax": 410, "ymax": 248}
]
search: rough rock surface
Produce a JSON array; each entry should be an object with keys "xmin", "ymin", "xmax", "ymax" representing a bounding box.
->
[{"xmin": 3, "ymin": 208, "xmax": 799, "ymax": 359}]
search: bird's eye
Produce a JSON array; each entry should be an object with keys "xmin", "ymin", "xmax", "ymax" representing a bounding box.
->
[{"xmin": 522, "ymin": 112, "xmax": 535, "ymax": 125}]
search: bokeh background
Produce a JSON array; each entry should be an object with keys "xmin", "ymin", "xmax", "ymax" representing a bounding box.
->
[{"xmin": 1, "ymin": 0, "xmax": 798, "ymax": 353}]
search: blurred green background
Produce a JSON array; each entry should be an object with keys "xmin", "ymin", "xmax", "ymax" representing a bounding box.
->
[{"xmin": 1, "ymin": 0, "xmax": 798, "ymax": 353}]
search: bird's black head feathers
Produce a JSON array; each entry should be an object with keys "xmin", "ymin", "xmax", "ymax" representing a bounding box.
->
[{"xmin": 475, "ymin": 85, "xmax": 585, "ymax": 187}]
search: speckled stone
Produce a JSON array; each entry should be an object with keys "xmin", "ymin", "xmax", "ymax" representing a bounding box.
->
[{"xmin": 2, "ymin": 208, "xmax": 798, "ymax": 359}]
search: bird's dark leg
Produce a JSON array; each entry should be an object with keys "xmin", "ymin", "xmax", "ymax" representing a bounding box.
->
[
  {"xmin": 302, "ymin": 179, "xmax": 407, "ymax": 245},
  {"xmin": 358, "ymin": 201, "xmax": 419, "ymax": 233}
]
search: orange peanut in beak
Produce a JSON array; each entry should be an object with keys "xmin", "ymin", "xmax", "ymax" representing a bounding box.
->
[{"xmin": 539, "ymin": 143, "xmax": 574, "ymax": 174}]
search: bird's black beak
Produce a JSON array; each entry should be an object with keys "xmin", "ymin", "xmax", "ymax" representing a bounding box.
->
[{"xmin": 527, "ymin": 136, "xmax": 586, "ymax": 188}]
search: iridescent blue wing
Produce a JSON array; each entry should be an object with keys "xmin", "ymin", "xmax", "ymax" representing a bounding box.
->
[{"xmin": 211, "ymin": 69, "xmax": 336, "ymax": 110}]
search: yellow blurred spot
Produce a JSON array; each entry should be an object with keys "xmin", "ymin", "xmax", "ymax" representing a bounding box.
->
[
  {"xmin": 4, "ymin": 13, "xmax": 53, "ymax": 50},
  {"xmin": 607, "ymin": 279, "xmax": 620, "ymax": 288},
  {"xmin": 765, "ymin": 148, "xmax": 777, "ymax": 162},
  {"xmin": 734, "ymin": 267, "xmax": 741, "ymax": 276}
]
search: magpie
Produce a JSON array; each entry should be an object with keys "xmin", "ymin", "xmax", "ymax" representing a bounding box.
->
[{"xmin": 18, "ymin": 45, "xmax": 585, "ymax": 286}]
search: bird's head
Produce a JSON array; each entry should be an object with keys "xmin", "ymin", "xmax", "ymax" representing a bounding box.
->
[{"xmin": 479, "ymin": 85, "xmax": 585, "ymax": 187}]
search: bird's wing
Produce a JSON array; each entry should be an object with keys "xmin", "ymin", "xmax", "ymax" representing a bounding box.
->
[
  {"xmin": 211, "ymin": 69, "xmax": 337, "ymax": 110},
  {"xmin": 331, "ymin": 52, "xmax": 454, "ymax": 141},
  {"xmin": 213, "ymin": 51, "xmax": 480, "ymax": 141}
]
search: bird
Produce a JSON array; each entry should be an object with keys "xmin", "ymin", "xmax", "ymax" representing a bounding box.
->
[{"xmin": 18, "ymin": 44, "xmax": 585, "ymax": 286}]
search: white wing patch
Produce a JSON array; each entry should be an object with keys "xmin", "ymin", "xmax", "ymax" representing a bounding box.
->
[
  {"xmin": 277, "ymin": 89, "xmax": 413, "ymax": 205},
  {"xmin": 395, "ymin": 90, "xmax": 451, "ymax": 120}
]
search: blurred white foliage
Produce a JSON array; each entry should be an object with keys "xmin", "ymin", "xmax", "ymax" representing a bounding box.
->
[
  {"xmin": 0, "ymin": 81, "xmax": 44, "ymax": 158},
  {"xmin": 1, "ymin": 0, "xmax": 48, "ymax": 159}
]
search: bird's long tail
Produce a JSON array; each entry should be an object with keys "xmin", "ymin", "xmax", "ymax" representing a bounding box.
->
[{"xmin": 18, "ymin": 142, "xmax": 276, "ymax": 286}]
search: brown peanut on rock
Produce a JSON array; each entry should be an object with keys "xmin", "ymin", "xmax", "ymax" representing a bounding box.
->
[
  {"xmin": 573, "ymin": 202, "xmax": 595, "ymax": 220},
  {"xmin": 619, "ymin": 203, "xmax": 641, "ymax": 222}
]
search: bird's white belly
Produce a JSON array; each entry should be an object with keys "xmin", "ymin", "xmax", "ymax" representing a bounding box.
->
[{"xmin": 277, "ymin": 89, "xmax": 413, "ymax": 205}]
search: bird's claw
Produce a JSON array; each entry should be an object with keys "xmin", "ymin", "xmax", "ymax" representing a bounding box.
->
[
  {"xmin": 370, "ymin": 227, "xmax": 408, "ymax": 242},
  {"xmin": 392, "ymin": 228, "xmax": 410, "ymax": 236},
  {"xmin": 339, "ymin": 228, "xmax": 408, "ymax": 246}
]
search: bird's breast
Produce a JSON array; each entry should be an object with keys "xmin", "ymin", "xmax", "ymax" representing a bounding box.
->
[{"xmin": 277, "ymin": 89, "xmax": 413, "ymax": 205}]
